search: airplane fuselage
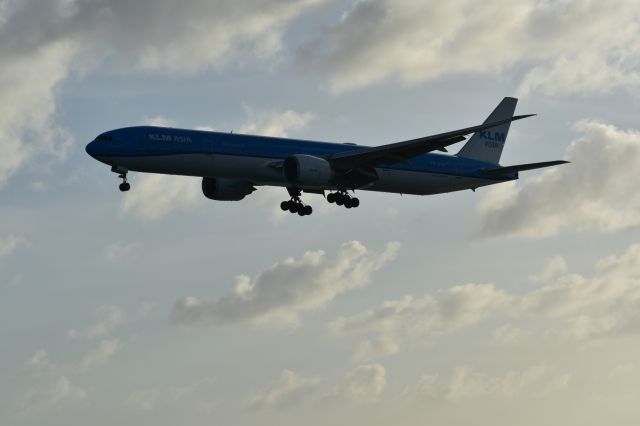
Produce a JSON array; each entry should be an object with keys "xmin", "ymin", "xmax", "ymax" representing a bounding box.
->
[{"xmin": 86, "ymin": 126, "xmax": 515, "ymax": 196}]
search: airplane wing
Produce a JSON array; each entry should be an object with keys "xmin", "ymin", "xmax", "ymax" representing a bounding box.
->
[
  {"xmin": 480, "ymin": 160, "xmax": 569, "ymax": 176},
  {"xmin": 327, "ymin": 114, "xmax": 535, "ymax": 169}
]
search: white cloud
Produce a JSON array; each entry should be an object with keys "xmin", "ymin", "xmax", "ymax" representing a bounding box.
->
[
  {"xmin": 518, "ymin": 50, "xmax": 640, "ymax": 97},
  {"xmin": 172, "ymin": 241, "xmax": 400, "ymax": 328},
  {"xmin": 334, "ymin": 363, "xmax": 386, "ymax": 404},
  {"xmin": 143, "ymin": 116, "xmax": 176, "ymax": 128},
  {"xmin": 609, "ymin": 362, "xmax": 635, "ymax": 379},
  {"xmin": 136, "ymin": 302, "xmax": 157, "ymax": 319},
  {"xmin": 0, "ymin": 37, "xmax": 75, "ymax": 187},
  {"xmin": 0, "ymin": 234, "xmax": 24, "ymax": 256},
  {"xmin": 24, "ymin": 338, "xmax": 122, "ymax": 377},
  {"xmin": 298, "ymin": 0, "xmax": 640, "ymax": 94},
  {"xmin": 67, "ymin": 305, "xmax": 126, "ymax": 340},
  {"xmin": 89, "ymin": 0, "xmax": 326, "ymax": 74},
  {"xmin": 403, "ymin": 364, "xmax": 570, "ymax": 402},
  {"xmin": 476, "ymin": 121, "xmax": 640, "ymax": 238},
  {"xmin": 0, "ymin": 0, "xmax": 324, "ymax": 186},
  {"xmin": 239, "ymin": 109, "xmax": 315, "ymax": 137},
  {"xmin": 330, "ymin": 284, "xmax": 512, "ymax": 359},
  {"xmin": 120, "ymin": 175, "xmax": 202, "ymax": 221},
  {"xmin": 24, "ymin": 350, "xmax": 56, "ymax": 376},
  {"xmin": 103, "ymin": 242, "xmax": 141, "ymax": 263},
  {"xmin": 331, "ymin": 244, "xmax": 640, "ymax": 359},
  {"xmin": 77, "ymin": 339, "xmax": 122, "ymax": 371},
  {"xmin": 127, "ymin": 378, "xmax": 216, "ymax": 412},
  {"xmin": 529, "ymin": 256, "xmax": 568, "ymax": 283},
  {"xmin": 21, "ymin": 376, "xmax": 86, "ymax": 413},
  {"xmin": 249, "ymin": 370, "xmax": 320, "ymax": 410},
  {"xmin": 492, "ymin": 324, "xmax": 528, "ymax": 346}
]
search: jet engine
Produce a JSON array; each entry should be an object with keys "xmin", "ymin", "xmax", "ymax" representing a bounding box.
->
[
  {"xmin": 201, "ymin": 178, "xmax": 256, "ymax": 201},
  {"xmin": 283, "ymin": 154, "xmax": 333, "ymax": 186}
]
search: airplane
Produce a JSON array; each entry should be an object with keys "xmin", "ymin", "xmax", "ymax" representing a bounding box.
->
[{"xmin": 85, "ymin": 97, "xmax": 567, "ymax": 216}]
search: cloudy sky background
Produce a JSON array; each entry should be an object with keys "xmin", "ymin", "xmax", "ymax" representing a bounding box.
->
[{"xmin": 2, "ymin": 0, "xmax": 640, "ymax": 424}]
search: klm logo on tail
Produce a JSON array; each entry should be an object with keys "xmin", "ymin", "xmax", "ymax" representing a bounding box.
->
[
  {"xmin": 478, "ymin": 131, "xmax": 506, "ymax": 142},
  {"xmin": 479, "ymin": 131, "xmax": 505, "ymax": 149}
]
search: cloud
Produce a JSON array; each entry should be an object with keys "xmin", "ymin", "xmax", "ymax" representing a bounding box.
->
[
  {"xmin": 81, "ymin": 0, "xmax": 325, "ymax": 74},
  {"xmin": 172, "ymin": 241, "xmax": 400, "ymax": 327},
  {"xmin": 21, "ymin": 376, "xmax": 86, "ymax": 413},
  {"xmin": 67, "ymin": 305, "xmax": 126, "ymax": 340},
  {"xmin": 127, "ymin": 378, "xmax": 216, "ymax": 412},
  {"xmin": 24, "ymin": 338, "xmax": 122, "ymax": 377},
  {"xmin": 0, "ymin": 234, "xmax": 25, "ymax": 256},
  {"xmin": 77, "ymin": 339, "xmax": 122, "ymax": 371},
  {"xmin": 0, "ymin": 0, "xmax": 323, "ymax": 186},
  {"xmin": 0, "ymin": 34, "xmax": 75, "ymax": 187},
  {"xmin": 249, "ymin": 370, "xmax": 320, "ymax": 410},
  {"xmin": 103, "ymin": 242, "xmax": 142, "ymax": 263},
  {"xmin": 334, "ymin": 363, "xmax": 386, "ymax": 404},
  {"xmin": 239, "ymin": 109, "xmax": 315, "ymax": 137},
  {"xmin": 403, "ymin": 364, "xmax": 570, "ymax": 402},
  {"xmin": 330, "ymin": 243, "xmax": 640, "ymax": 359},
  {"xmin": 143, "ymin": 116, "xmax": 177, "ymax": 128},
  {"xmin": 120, "ymin": 175, "xmax": 203, "ymax": 221},
  {"xmin": 24, "ymin": 350, "xmax": 56, "ymax": 376},
  {"xmin": 297, "ymin": 0, "xmax": 640, "ymax": 94},
  {"xmin": 475, "ymin": 121, "xmax": 640, "ymax": 238},
  {"xmin": 330, "ymin": 284, "xmax": 512, "ymax": 360},
  {"xmin": 492, "ymin": 324, "xmax": 528, "ymax": 346}
]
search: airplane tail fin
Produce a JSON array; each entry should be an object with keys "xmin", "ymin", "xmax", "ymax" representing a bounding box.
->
[{"xmin": 457, "ymin": 97, "xmax": 518, "ymax": 164}]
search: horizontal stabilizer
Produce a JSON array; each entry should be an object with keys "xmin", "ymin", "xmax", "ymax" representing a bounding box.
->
[{"xmin": 480, "ymin": 160, "xmax": 569, "ymax": 176}]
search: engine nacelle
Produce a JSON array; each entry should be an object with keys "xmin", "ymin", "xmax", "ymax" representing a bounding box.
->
[
  {"xmin": 201, "ymin": 178, "xmax": 256, "ymax": 201},
  {"xmin": 283, "ymin": 155, "xmax": 333, "ymax": 186}
]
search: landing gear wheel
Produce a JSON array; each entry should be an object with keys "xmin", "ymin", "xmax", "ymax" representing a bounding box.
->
[
  {"xmin": 119, "ymin": 182, "xmax": 131, "ymax": 192},
  {"xmin": 282, "ymin": 187, "xmax": 313, "ymax": 217},
  {"xmin": 329, "ymin": 190, "xmax": 360, "ymax": 209}
]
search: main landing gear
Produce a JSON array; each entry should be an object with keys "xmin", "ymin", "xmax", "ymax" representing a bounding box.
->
[
  {"xmin": 281, "ymin": 188, "xmax": 313, "ymax": 216},
  {"xmin": 112, "ymin": 165, "xmax": 130, "ymax": 192},
  {"xmin": 327, "ymin": 191, "xmax": 359, "ymax": 209}
]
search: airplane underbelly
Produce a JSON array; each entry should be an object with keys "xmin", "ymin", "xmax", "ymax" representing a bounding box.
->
[
  {"xmin": 100, "ymin": 154, "xmax": 498, "ymax": 194},
  {"xmin": 367, "ymin": 168, "xmax": 494, "ymax": 195}
]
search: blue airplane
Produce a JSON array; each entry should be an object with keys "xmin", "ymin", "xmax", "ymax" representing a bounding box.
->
[{"xmin": 85, "ymin": 97, "xmax": 567, "ymax": 216}]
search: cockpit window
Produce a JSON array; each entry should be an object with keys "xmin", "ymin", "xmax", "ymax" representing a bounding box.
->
[{"xmin": 97, "ymin": 134, "xmax": 113, "ymax": 141}]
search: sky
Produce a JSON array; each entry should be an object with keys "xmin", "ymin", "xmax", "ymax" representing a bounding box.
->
[{"xmin": 2, "ymin": 0, "xmax": 640, "ymax": 425}]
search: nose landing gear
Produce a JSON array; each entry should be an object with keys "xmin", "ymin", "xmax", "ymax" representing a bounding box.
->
[
  {"xmin": 327, "ymin": 191, "xmax": 359, "ymax": 209},
  {"xmin": 112, "ymin": 165, "xmax": 130, "ymax": 192}
]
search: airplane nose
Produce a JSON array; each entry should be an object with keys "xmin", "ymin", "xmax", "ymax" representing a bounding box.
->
[{"xmin": 85, "ymin": 140, "xmax": 97, "ymax": 158}]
